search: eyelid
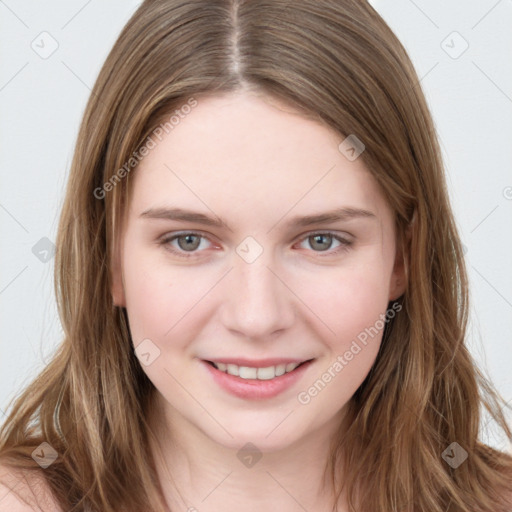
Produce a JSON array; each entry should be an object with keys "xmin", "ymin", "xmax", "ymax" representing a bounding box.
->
[
  {"xmin": 295, "ymin": 229, "xmax": 354, "ymax": 243},
  {"xmin": 158, "ymin": 230, "xmax": 218, "ymax": 250}
]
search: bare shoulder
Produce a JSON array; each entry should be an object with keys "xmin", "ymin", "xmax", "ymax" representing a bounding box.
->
[{"xmin": 0, "ymin": 463, "xmax": 62, "ymax": 512}]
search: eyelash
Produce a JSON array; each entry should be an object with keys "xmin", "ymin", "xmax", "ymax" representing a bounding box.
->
[{"xmin": 158, "ymin": 231, "xmax": 353, "ymax": 259}]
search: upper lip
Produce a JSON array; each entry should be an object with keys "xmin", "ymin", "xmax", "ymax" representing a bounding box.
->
[{"xmin": 202, "ymin": 357, "xmax": 313, "ymax": 367}]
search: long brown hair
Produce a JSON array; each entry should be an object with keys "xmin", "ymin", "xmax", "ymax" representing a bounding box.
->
[{"xmin": 1, "ymin": 1, "xmax": 511, "ymax": 511}]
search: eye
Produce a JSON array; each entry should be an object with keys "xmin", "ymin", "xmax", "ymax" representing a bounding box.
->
[
  {"xmin": 296, "ymin": 232, "xmax": 353, "ymax": 255},
  {"xmin": 158, "ymin": 230, "xmax": 353, "ymax": 259},
  {"xmin": 159, "ymin": 232, "xmax": 213, "ymax": 258}
]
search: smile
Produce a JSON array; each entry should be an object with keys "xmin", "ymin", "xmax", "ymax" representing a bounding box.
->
[
  {"xmin": 201, "ymin": 358, "xmax": 315, "ymax": 400},
  {"xmin": 207, "ymin": 361, "xmax": 306, "ymax": 380}
]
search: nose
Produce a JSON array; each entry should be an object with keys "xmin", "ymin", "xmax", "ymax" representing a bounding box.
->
[{"xmin": 219, "ymin": 251, "xmax": 296, "ymax": 341}]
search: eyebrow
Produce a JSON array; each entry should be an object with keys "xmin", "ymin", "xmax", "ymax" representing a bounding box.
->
[{"xmin": 139, "ymin": 206, "xmax": 376, "ymax": 230}]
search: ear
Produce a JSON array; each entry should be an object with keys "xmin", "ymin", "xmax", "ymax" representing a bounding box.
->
[
  {"xmin": 110, "ymin": 232, "xmax": 126, "ymax": 307},
  {"xmin": 388, "ymin": 222, "xmax": 410, "ymax": 302}
]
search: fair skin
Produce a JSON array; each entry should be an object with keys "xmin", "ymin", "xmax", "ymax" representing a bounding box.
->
[{"xmin": 111, "ymin": 90, "xmax": 406, "ymax": 512}]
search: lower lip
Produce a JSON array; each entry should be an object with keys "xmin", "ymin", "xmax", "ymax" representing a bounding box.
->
[{"xmin": 200, "ymin": 359, "xmax": 314, "ymax": 400}]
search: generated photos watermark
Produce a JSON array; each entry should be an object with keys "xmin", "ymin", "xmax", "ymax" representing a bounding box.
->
[
  {"xmin": 93, "ymin": 97, "xmax": 198, "ymax": 200},
  {"xmin": 297, "ymin": 301, "xmax": 402, "ymax": 405}
]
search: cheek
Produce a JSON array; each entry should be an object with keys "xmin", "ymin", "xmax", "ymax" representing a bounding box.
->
[
  {"xmin": 121, "ymin": 242, "xmax": 179, "ymax": 341},
  {"xmin": 122, "ymin": 263, "xmax": 167, "ymax": 340},
  {"xmin": 121, "ymin": 242, "xmax": 218, "ymax": 350},
  {"xmin": 121, "ymin": 254, "xmax": 211, "ymax": 389},
  {"xmin": 293, "ymin": 259, "xmax": 392, "ymax": 341},
  {"xmin": 295, "ymin": 266, "xmax": 391, "ymax": 410}
]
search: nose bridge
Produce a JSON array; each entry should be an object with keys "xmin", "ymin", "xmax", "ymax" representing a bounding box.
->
[{"xmin": 220, "ymin": 246, "xmax": 295, "ymax": 339}]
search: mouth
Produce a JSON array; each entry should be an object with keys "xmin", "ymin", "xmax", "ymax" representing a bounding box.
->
[
  {"xmin": 200, "ymin": 358, "xmax": 315, "ymax": 400},
  {"xmin": 204, "ymin": 359, "xmax": 313, "ymax": 381}
]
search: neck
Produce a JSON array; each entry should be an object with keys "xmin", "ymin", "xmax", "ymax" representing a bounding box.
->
[{"xmin": 146, "ymin": 393, "xmax": 350, "ymax": 512}]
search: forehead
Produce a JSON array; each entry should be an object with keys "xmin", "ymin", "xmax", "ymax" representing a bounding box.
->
[{"xmin": 128, "ymin": 91, "xmax": 391, "ymax": 228}]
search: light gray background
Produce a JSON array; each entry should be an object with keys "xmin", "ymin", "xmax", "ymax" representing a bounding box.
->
[{"xmin": 1, "ymin": 1, "xmax": 511, "ymax": 451}]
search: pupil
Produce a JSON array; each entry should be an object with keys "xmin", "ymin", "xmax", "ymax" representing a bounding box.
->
[
  {"xmin": 312, "ymin": 234, "xmax": 331, "ymax": 251},
  {"xmin": 179, "ymin": 234, "xmax": 200, "ymax": 251}
]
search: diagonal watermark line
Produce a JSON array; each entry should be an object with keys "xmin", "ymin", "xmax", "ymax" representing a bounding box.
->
[
  {"xmin": 472, "ymin": 61, "xmax": 512, "ymax": 104},
  {"xmin": 397, "ymin": 61, "xmax": 439, "ymax": 105},
  {"xmin": 0, "ymin": 0, "xmax": 29, "ymax": 28},
  {"xmin": 265, "ymin": 266, "xmax": 336, "ymax": 335},
  {"xmin": 0, "ymin": 266, "xmax": 28, "ymax": 295},
  {"xmin": 0, "ymin": 477, "xmax": 26, "ymax": 506},
  {"xmin": 266, "ymin": 164, "xmax": 337, "ymax": 234},
  {"xmin": 60, "ymin": 60, "xmax": 92, "ymax": 91},
  {"xmin": 164, "ymin": 164, "xmax": 233, "ymax": 232},
  {"xmin": 482, "ymin": 396, "xmax": 512, "ymax": 435},
  {"xmin": 0, "ymin": 358, "xmax": 99, "ymax": 499},
  {"xmin": 486, "ymin": 398, "xmax": 512, "ymax": 446},
  {"xmin": 0, "ymin": 203, "xmax": 29, "ymax": 233},
  {"xmin": 164, "ymin": 267, "xmax": 234, "ymax": 336},
  {"xmin": 61, "ymin": 61, "xmax": 108, "ymax": 108},
  {"xmin": 407, "ymin": 0, "xmax": 439, "ymax": 29},
  {"xmin": 380, "ymin": 61, "xmax": 439, "ymax": 121},
  {"xmin": 0, "ymin": 62, "xmax": 29, "ymax": 92},
  {"xmin": 471, "ymin": 0, "xmax": 502, "ymax": 29},
  {"xmin": 61, "ymin": 0, "xmax": 93, "ymax": 29},
  {"xmin": 470, "ymin": 204, "xmax": 499, "ymax": 233},
  {"xmin": 265, "ymin": 470, "xmax": 310, "ymax": 511},
  {"xmin": 201, "ymin": 471, "xmax": 233, "ymax": 502},
  {"xmin": 417, "ymin": 61, "xmax": 440, "ymax": 85},
  {"xmin": 163, "ymin": 367, "xmax": 234, "ymax": 438},
  {"xmin": 471, "ymin": 265, "xmax": 512, "ymax": 308},
  {"xmin": 265, "ymin": 409, "xmax": 295, "ymax": 438}
]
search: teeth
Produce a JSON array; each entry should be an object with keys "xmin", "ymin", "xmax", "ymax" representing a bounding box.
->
[
  {"xmin": 239, "ymin": 366, "xmax": 257, "ymax": 379},
  {"xmin": 226, "ymin": 364, "xmax": 239, "ymax": 376},
  {"xmin": 285, "ymin": 362, "xmax": 298, "ymax": 372},
  {"xmin": 257, "ymin": 366, "xmax": 275, "ymax": 380},
  {"xmin": 212, "ymin": 361, "xmax": 302, "ymax": 380},
  {"xmin": 275, "ymin": 364, "xmax": 286, "ymax": 376}
]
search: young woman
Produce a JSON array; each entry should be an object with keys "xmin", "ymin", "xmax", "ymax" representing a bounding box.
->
[{"xmin": 1, "ymin": 1, "xmax": 511, "ymax": 511}]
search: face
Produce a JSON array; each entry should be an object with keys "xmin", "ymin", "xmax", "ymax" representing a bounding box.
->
[{"xmin": 111, "ymin": 90, "xmax": 406, "ymax": 452}]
